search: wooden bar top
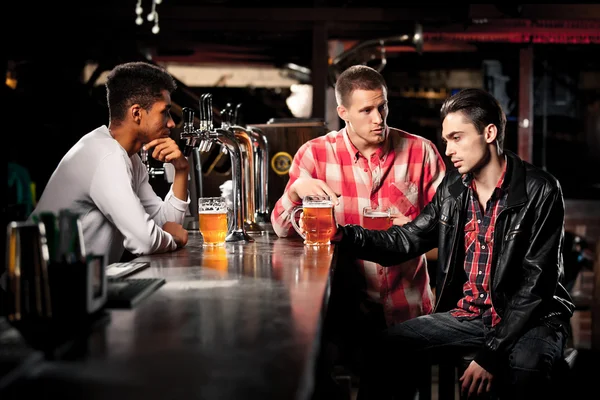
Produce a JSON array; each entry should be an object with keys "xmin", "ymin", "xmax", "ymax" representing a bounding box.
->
[{"xmin": 10, "ymin": 231, "xmax": 338, "ymax": 400}]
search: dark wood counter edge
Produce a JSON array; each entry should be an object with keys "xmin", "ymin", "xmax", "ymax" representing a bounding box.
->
[
  {"xmin": 0, "ymin": 234, "xmax": 341, "ymax": 400},
  {"xmin": 297, "ymin": 243, "xmax": 340, "ymax": 400}
]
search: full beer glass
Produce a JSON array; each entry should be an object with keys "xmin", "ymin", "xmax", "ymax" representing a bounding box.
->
[
  {"xmin": 198, "ymin": 197, "xmax": 229, "ymax": 246},
  {"xmin": 290, "ymin": 195, "xmax": 335, "ymax": 246},
  {"xmin": 363, "ymin": 206, "xmax": 392, "ymax": 230}
]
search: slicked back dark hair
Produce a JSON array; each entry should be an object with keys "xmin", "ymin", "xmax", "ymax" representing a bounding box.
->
[
  {"xmin": 440, "ymin": 88, "xmax": 506, "ymax": 151},
  {"xmin": 335, "ymin": 65, "xmax": 387, "ymax": 107},
  {"xmin": 105, "ymin": 61, "xmax": 177, "ymax": 123}
]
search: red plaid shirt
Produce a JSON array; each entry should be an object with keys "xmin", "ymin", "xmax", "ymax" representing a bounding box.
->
[
  {"xmin": 451, "ymin": 160, "xmax": 508, "ymax": 327},
  {"xmin": 271, "ymin": 127, "xmax": 446, "ymax": 326}
]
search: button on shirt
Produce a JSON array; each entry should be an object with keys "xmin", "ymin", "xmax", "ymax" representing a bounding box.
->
[
  {"xmin": 451, "ymin": 161, "xmax": 508, "ymax": 327},
  {"xmin": 271, "ymin": 127, "xmax": 446, "ymax": 326}
]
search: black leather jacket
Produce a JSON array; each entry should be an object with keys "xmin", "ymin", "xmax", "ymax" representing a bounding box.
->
[{"xmin": 337, "ymin": 150, "xmax": 574, "ymax": 373}]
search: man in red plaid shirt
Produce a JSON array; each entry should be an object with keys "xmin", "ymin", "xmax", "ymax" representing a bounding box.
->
[{"xmin": 270, "ymin": 65, "xmax": 446, "ymax": 394}]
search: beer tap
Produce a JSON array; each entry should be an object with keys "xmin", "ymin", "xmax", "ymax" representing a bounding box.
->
[
  {"xmin": 246, "ymin": 125, "xmax": 269, "ymax": 223},
  {"xmin": 140, "ymin": 147, "xmax": 150, "ymax": 171},
  {"xmin": 178, "ymin": 95, "xmax": 253, "ymax": 242},
  {"xmin": 181, "ymin": 106, "xmax": 200, "ymax": 157},
  {"xmin": 229, "ymin": 102, "xmax": 270, "ymax": 224},
  {"xmin": 139, "ymin": 147, "xmax": 165, "ymax": 179},
  {"xmin": 204, "ymin": 98, "xmax": 253, "ymax": 243},
  {"xmin": 222, "ymin": 103, "xmax": 261, "ymax": 233}
]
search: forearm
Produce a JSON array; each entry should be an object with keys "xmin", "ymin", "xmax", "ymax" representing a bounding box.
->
[
  {"xmin": 172, "ymin": 168, "xmax": 190, "ymax": 202},
  {"xmin": 271, "ymin": 192, "xmax": 301, "ymax": 237},
  {"xmin": 336, "ymin": 222, "xmax": 436, "ymax": 266}
]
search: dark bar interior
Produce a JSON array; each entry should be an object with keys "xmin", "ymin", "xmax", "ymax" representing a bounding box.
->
[{"xmin": 2, "ymin": 2, "xmax": 599, "ymax": 399}]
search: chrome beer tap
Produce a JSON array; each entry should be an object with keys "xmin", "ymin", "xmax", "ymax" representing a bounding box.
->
[
  {"xmin": 139, "ymin": 147, "xmax": 165, "ymax": 179},
  {"xmin": 181, "ymin": 106, "xmax": 200, "ymax": 157},
  {"xmin": 245, "ymin": 123, "xmax": 270, "ymax": 224},
  {"xmin": 222, "ymin": 103, "xmax": 261, "ymax": 233},
  {"xmin": 231, "ymin": 103, "xmax": 270, "ymax": 224},
  {"xmin": 204, "ymin": 96, "xmax": 253, "ymax": 243}
]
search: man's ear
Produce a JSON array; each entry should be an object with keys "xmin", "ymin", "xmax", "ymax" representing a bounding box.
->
[
  {"xmin": 337, "ymin": 105, "xmax": 347, "ymax": 122},
  {"xmin": 131, "ymin": 104, "xmax": 142, "ymax": 124},
  {"xmin": 484, "ymin": 124, "xmax": 497, "ymax": 144}
]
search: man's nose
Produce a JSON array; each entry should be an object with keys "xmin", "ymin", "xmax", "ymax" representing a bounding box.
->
[
  {"xmin": 167, "ymin": 116, "xmax": 176, "ymax": 128},
  {"xmin": 373, "ymin": 110, "xmax": 383, "ymax": 124},
  {"xmin": 445, "ymin": 143, "xmax": 454, "ymax": 157}
]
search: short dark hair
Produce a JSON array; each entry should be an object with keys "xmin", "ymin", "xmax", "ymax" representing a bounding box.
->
[
  {"xmin": 105, "ymin": 61, "xmax": 177, "ymax": 123},
  {"xmin": 334, "ymin": 65, "xmax": 387, "ymax": 107},
  {"xmin": 440, "ymin": 88, "xmax": 506, "ymax": 151}
]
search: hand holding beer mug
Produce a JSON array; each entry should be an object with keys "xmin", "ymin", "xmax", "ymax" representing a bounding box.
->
[
  {"xmin": 198, "ymin": 197, "xmax": 231, "ymax": 246},
  {"xmin": 290, "ymin": 195, "xmax": 336, "ymax": 246},
  {"xmin": 363, "ymin": 206, "xmax": 392, "ymax": 230}
]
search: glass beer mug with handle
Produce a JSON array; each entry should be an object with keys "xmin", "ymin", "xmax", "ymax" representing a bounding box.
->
[
  {"xmin": 290, "ymin": 195, "xmax": 336, "ymax": 246},
  {"xmin": 363, "ymin": 206, "xmax": 392, "ymax": 230},
  {"xmin": 198, "ymin": 197, "xmax": 232, "ymax": 246}
]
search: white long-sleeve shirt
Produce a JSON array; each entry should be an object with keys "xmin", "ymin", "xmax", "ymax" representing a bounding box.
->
[{"xmin": 30, "ymin": 125, "xmax": 190, "ymax": 264}]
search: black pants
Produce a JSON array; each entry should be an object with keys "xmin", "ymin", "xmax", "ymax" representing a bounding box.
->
[{"xmin": 357, "ymin": 313, "xmax": 568, "ymax": 400}]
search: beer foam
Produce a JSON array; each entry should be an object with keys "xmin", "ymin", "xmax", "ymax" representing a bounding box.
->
[
  {"xmin": 198, "ymin": 210, "xmax": 227, "ymax": 214},
  {"xmin": 304, "ymin": 203, "xmax": 333, "ymax": 208},
  {"xmin": 365, "ymin": 212, "xmax": 389, "ymax": 217}
]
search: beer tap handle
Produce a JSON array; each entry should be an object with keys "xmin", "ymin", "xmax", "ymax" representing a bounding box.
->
[
  {"xmin": 207, "ymin": 94, "xmax": 214, "ymax": 131},
  {"xmin": 227, "ymin": 103, "xmax": 234, "ymax": 126},
  {"xmin": 200, "ymin": 93, "xmax": 208, "ymax": 131},
  {"xmin": 234, "ymin": 103, "xmax": 242, "ymax": 126},
  {"xmin": 181, "ymin": 107, "xmax": 195, "ymax": 157},
  {"xmin": 182, "ymin": 107, "xmax": 194, "ymax": 133},
  {"xmin": 222, "ymin": 103, "xmax": 231, "ymax": 128}
]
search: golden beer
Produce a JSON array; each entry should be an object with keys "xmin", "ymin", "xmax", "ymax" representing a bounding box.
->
[
  {"xmin": 301, "ymin": 205, "xmax": 334, "ymax": 246},
  {"xmin": 291, "ymin": 195, "xmax": 335, "ymax": 246},
  {"xmin": 363, "ymin": 212, "xmax": 392, "ymax": 230},
  {"xmin": 363, "ymin": 207, "xmax": 392, "ymax": 230},
  {"xmin": 199, "ymin": 211, "xmax": 228, "ymax": 246},
  {"xmin": 198, "ymin": 197, "xmax": 229, "ymax": 246}
]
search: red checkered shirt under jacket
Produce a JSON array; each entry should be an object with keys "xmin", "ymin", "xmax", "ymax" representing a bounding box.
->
[
  {"xmin": 451, "ymin": 160, "xmax": 508, "ymax": 327},
  {"xmin": 271, "ymin": 127, "xmax": 446, "ymax": 326}
]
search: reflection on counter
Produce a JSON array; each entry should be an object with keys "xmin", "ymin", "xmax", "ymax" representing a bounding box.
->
[
  {"xmin": 301, "ymin": 245, "xmax": 334, "ymax": 281},
  {"xmin": 201, "ymin": 245, "xmax": 228, "ymax": 274},
  {"xmin": 272, "ymin": 238, "xmax": 333, "ymax": 285}
]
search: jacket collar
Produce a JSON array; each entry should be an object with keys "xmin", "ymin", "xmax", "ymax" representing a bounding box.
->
[{"xmin": 448, "ymin": 150, "xmax": 527, "ymax": 207}]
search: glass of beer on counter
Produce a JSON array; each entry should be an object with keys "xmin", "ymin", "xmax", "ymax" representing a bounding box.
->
[
  {"xmin": 363, "ymin": 206, "xmax": 392, "ymax": 230},
  {"xmin": 290, "ymin": 195, "xmax": 336, "ymax": 246},
  {"xmin": 198, "ymin": 197, "xmax": 229, "ymax": 246}
]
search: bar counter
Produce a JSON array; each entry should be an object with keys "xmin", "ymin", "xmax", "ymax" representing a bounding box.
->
[{"xmin": 10, "ymin": 231, "xmax": 338, "ymax": 400}]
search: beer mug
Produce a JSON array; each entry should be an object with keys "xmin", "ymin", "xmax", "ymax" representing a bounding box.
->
[
  {"xmin": 363, "ymin": 206, "xmax": 392, "ymax": 230},
  {"xmin": 290, "ymin": 195, "xmax": 336, "ymax": 246},
  {"xmin": 198, "ymin": 197, "xmax": 231, "ymax": 246}
]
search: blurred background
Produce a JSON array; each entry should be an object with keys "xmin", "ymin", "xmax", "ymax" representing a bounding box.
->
[{"xmin": 4, "ymin": 2, "xmax": 600, "ymax": 201}]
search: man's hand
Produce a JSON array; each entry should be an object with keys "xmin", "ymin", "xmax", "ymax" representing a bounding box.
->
[
  {"xmin": 289, "ymin": 178, "xmax": 340, "ymax": 205},
  {"xmin": 162, "ymin": 221, "xmax": 189, "ymax": 248},
  {"xmin": 390, "ymin": 212, "xmax": 411, "ymax": 226},
  {"xmin": 144, "ymin": 138, "xmax": 189, "ymax": 172},
  {"xmin": 459, "ymin": 360, "xmax": 493, "ymax": 398}
]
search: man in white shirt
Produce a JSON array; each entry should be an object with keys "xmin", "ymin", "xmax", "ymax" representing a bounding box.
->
[{"xmin": 30, "ymin": 61, "xmax": 189, "ymax": 263}]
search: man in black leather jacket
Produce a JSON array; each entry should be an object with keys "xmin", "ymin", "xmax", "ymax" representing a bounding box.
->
[{"xmin": 333, "ymin": 88, "xmax": 574, "ymax": 399}]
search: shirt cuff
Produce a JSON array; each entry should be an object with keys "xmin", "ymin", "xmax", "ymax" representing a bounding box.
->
[
  {"xmin": 282, "ymin": 192, "xmax": 302, "ymax": 213},
  {"xmin": 166, "ymin": 187, "xmax": 191, "ymax": 211},
  {"xmin": 165, "ymin": 231, "xmax": 178, "ymax": 251}
]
